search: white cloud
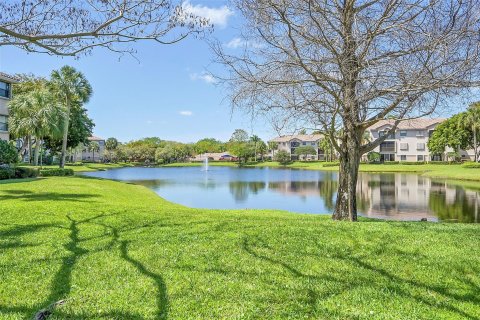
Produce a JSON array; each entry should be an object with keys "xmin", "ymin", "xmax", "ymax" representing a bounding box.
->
[
  {"xmin": 225, "ymin": 37, "xmax": 263, "ymax": 49},
  {"xmin": 179, "ymin": 110, "xmax": 193, "ymax": 116},
  {"xmin": 189, "ymin": 72, "xmax": 217, "ymax": 84},
  {"xmin": 182, "ymin": 1, "xmax": 234, "ymax": 28}
]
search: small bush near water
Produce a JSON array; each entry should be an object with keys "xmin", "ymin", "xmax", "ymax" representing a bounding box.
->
[
  {"xmin": 462, "ymin": 162, "xmax": 480, "ymax": 168},
  {"xmin": 39, "ymin": 168, "xmax": 74, "ymax": 177}
]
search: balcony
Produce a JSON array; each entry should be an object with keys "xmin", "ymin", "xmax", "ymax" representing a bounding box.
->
[{"xmin": 380, "ymin": 142, "xmax": 395, "ymax": 152}]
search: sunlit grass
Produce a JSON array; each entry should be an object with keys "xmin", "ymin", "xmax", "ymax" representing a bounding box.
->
[{"xmin": 0, "ymin": 176, "xmax": 479, "ymax": 319}]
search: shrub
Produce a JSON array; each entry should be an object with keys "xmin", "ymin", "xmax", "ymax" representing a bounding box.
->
[
  {"xmin": 400, "ymin": 161, "xmax": 426, "ymax": 165},
  {"xmin": 367, "ymin": 151, "xmax": 381, "ymax": 163},
  {"xmin": 39, "ymin": 168, "xmax": 74, "ymax": 177},
  {"xmin": 462, "ymin": 162, "xmax": 480, "ymax": 169},
  {"xmin": 382, "ymin": 161, "xmax": 400, "ymax": 165},
  {"xmin": 0, "ymin": 167, "xmax": 15, "ymax": 180},
  {"xmin": 0, "ymin": 140, "xmax": 18, "ymax": 165},
  {"xmin": 274, "ymin": 150, "xmax": 291, "ymax": 165},
  {"xmin": 322, "ymin": 162, "xmax": 340, "ymax": 167},
  {"xmin": 429, "ymin": 161, "xmax": 451, "ymax": 165},
  {"xmin": 14, "ymin": 167, "xmax": 39, "ymax": 178}
]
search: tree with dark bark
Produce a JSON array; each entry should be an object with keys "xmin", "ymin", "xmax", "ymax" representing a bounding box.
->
[
  {"xmin": 214, "ymin": 0, "xmax": 480, "ymax": 221},
  {"xmin": 0, "ymin": 0, "xmax": 210, "ymax": 56}
]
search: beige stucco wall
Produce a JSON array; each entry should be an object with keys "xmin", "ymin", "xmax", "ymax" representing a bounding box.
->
[
  {"xmin": 0, "ymin": 97, "xmax": 9, "ymax": 141},
  {"xmin": 369, "ymin": 124, "xmax": 437, "ymax": 161}
]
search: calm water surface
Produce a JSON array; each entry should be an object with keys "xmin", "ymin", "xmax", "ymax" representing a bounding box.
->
[{"xmin": 82, "ymin": 166, "xmax": 480, "ymax": 222}]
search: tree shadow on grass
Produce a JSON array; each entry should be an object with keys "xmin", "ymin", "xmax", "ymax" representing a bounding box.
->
[
  {"xmin": 332, "ymin": 251, "xmax": 480, "ymax": 319},
  {"xmin": 119, "ymin": 240, "xmax": 169, "ymax": 320},
  {"xmin": 98, "ymin": 222, "xmax": 170, "ymax": 319},
  {"xmin": 241, "ymin": 233, "xmax": 480, "ymax": 319},
  {"xmin": 0, "ymin": 189, "xmax": 99, "ymax": 202}
]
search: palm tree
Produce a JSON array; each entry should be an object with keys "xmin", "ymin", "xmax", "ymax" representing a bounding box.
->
[
  {"xmin": 8, "ymin": 87, "xmax": 64, "ymax": 166},
  {"xmin": 466, "ymin": 103, "xmax": 480, "ymax": 162},
  {"xmin": 89, "ymin": 141, "xmax": 100, "ymax": 162},
  {"xmin": 105, "ymin": 137, "xmax": 119, "ymax": 162},
  {"xmin": 51, "ymin": 66, "xmax": 92, "ymax": 168},
  {"xmin": 250, "ymin": 135, "xmax": 261, "ymax": 161},
  {"xmin": 268, "ymin": 141, "xmax": 278, "ymax": 159}
]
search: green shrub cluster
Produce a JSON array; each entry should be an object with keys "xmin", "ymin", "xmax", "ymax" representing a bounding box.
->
[
  {"xmin": 0, "ymin": 167, "xmax": 15, "ymax": 180},
  {"xmin": 274, "ymin": 150, "xmax": 291, "ymax": 165},
  {"xmin": 39, "ymin": 168, "xmax": 74, "ymax": 177},
  {"xmin": 399, "ymin": 161, "xmax": 426, "ymax": 165},
  {"xmin": 382, "ymin": 161, "xmax": 400, "ymax": 165},
  {"xmin": 322, "ymin": 162, "xmax": 340, "ymax": 167},
  {"xmin": 0, "ymin": 167, "xmax": 40, "ymax": 180},
  {"xmin": 14, "ymin": 167, "xmax": 39, "ymax": 178},
  {"xmin": 0, "ymin": 140, "xmax": 18, "ymax": 165},
  {"xmin": 461, "ymin": 162, "xmax": 480, "ymax": 168}
]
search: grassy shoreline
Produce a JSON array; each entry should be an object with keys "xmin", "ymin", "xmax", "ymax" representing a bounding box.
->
[
  {"xmin": 0, "ymin": 176, "xmax": 479, "ymax": 319},
  {"xmin": 19, "ymin": 162, "xmax": 135, "ymax": 172},
  {"xmin": 163, "ymin": 161, "xmax": 480, "ymax": 182}
]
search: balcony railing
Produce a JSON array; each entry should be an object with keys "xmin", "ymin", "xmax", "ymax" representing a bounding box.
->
[{"xmin": 380, "ymin": 147, "xmax": 395, "ymax": 152}]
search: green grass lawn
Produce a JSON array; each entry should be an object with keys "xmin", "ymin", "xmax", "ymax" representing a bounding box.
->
[
  {"xmin": 0, "ymin": 177, "xmax": 479, "ymax": 319},
  {"xmin": 166, "ymin": 161, "xmax": 480, "ymax": 181},
  {"xmin": 20, "ymin": 162, "xmax": 135, "ymax": 172}
]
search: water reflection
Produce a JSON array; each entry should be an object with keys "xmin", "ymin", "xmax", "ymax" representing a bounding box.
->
[{"xmin": 81, "ymin": 167, "xmax": 479, "ymax": 222}]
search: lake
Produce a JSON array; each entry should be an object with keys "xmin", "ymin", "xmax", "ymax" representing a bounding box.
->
[{"xmin": 82, "ymin": 166, "xmax": 480, "ymax": 223}]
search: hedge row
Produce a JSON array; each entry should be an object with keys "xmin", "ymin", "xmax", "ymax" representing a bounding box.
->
[
  {"xmin": 461, "ymin": 162, "xmax": 480, "ymax": 169},
  {"xmin": 322, "ymin": 162, "xmax": 340, "ymax": 167},
  {"xmin": 38, "ymin": 168, "xmax": 74, "ymax": 177},
  {"xmin": 0, "ymin": 167, "xmax": 74, "ymax": 180}
]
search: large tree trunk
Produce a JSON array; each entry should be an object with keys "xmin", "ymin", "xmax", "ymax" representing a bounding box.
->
[
  {"xmin": 60, "ymin": 99, "xmax": 71, "ymax": 169},
  {"xmin": 332, "ymin": 136, "xmax": 361, "ymax": 221}
]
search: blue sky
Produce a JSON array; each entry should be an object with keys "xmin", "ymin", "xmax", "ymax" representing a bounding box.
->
[{"xmin": 0, "ymin": 1, "xmax": 273, "ymax": 143}]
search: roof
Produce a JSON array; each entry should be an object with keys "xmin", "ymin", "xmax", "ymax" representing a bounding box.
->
[
  {"xmin": 88, "ymin": 136, "xmax": 104, "ymax": 141},
  {"xmin": 368, "ymin": 118, "xmax": 446, "ymax": 131},
  {"xmin": 0, "ymin": 72, "xmax": 20, "ymax": 83},
  {"xmin": 270, "ymin": 134, "xmax": 323, "ymax": 143}
]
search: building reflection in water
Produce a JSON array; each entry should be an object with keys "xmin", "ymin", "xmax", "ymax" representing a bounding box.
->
[
  {"xmin": 357, "ymin": 173, "xmax": 479, "ymax": 222},
  {"xmin": 125, "ymin": 171, "xmax": 479, "ymax": 223}
]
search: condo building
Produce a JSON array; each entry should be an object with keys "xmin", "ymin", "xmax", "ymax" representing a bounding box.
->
[
  {"xmin": 366, "ymin": 118, "xmax": 475, "ymax": 162},
  {"xmin": 270, "ymin": 134, "xmax": 324, "ymax": 160},
  {"xmin": 0, "ymin": 72, "xmax": 19, "ymax": 141}
]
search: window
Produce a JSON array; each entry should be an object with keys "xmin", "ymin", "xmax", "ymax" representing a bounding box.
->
[
  {"xmin": 417, "ymin": 143, "xmax": 425, "ymax": 150},
  {"xmin": 0, "ymin": 81, "xmax": 10, "ymax": 98},
  {"xmin": 400, "ymin": 155, "xmax": 407, "ymax": 161},
  {"xmin": 416, "ymin": 130, "xmax": 424, "ymax": 137},
  {"xmin": 311, "ymin": 142, "xmax": 316, "ymax": 146},
  {"xmin": 400, "ymin": 130, "xmax": 407, "ymax": 137},
  {"xmin": 302, "ymin": 142, "xmax": 306, "ymax": 145},
  {"xmin": 0, "ymin": 115, "xmax": 7, "ymax": 131},
  {"xmin": 379, "ymin": 130, "xmax": 395, "ymax": 139},
  {"xmin": 399, "ymin": 143, "xmax": 408, "ymax": 150},
  {"xmin": 417, "ymin": 155, "xmax": 424, "ymax": 161},
  {"xmin": 380, "ymin": 154, "xmax": 395, "ymax": 161},
  {"xmin": 291, "ymin": 141, "xmax": 300, "ymax": 147}
]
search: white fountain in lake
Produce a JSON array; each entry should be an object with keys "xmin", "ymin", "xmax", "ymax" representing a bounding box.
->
[{"xmin": 202, "ymin": 156, "xmax": 209, "ymax": 171}]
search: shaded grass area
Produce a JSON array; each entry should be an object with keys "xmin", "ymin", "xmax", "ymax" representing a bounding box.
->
[
  {"xmin": 0, "ymin": 177, "xmax": 479, "ymax": 319},
  {"xmin": 166, "ymin": 161, "xmax": 480, "ymax": 181}
]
